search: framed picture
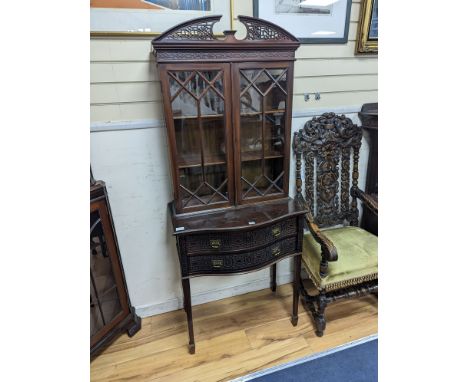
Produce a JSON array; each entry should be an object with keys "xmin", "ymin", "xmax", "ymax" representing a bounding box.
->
[
  {"xmin": 253, "ymin": 0, "xmax": 352, "ymax": 44},
  {"xmin": 355, "ymin": 0, "xmax": 378, "ymax": 54},
  {"xmin": 90, "ymin": 0, "xmax": 232, "ymax": 36}
]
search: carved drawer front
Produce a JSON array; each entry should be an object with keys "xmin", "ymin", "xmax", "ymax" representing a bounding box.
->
[
  {"xmin": 187, "ymin": 236, "xmax": 297, "ymax": 275},
  {"xmin": 185, "ymin": 218, "xmax": 297, "ymax": 255}
]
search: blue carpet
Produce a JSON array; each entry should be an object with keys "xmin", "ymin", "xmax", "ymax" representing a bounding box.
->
[{"xmin": 235, "ymin": 336, "xmax": 377, "ymax": 382}]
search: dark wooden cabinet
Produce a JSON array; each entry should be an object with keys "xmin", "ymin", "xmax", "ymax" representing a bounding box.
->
[
  {"xmin": 90, "ymin": 180, "xmax": 141, "ymax": 358},
  {"xmin": 152, "ymin": 15, "xmax": 306, "ymax": 353},
  {"xmin": 359, "ymin": 103, "xmax": 378, "ymax": 235}
]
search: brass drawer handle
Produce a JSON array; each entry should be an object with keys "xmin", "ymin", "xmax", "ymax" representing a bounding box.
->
[
  {"xmin": 272, "ymin": 227, "xmax": 281, "ymax": 237},
  {"xmin": 272, "ymin": 246, "xmax": 281, "ymax": 257},
  {"xmin": 210, "ymin": 239, "xmax": 221, "ymax": 249},
  {"xmin": 212, "ymin": 259, "xmax": 223, "ymax": 268}
]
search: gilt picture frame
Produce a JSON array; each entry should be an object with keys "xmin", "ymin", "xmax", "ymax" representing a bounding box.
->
[
  {"xmin": 90, "ymin": 0, "xmax": 232, "ymax": 36},
  {"xmin": 355, "ymin": 0, "xmax": 378, "ymax": 54},
  {"xmin": 253, "ymin": 0, "xmax": 352, "ymax": 44}
]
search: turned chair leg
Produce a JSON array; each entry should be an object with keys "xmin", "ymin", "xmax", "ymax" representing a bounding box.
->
[{"xmin": 314, "ymin": 293, "xmax": 327, "ymax": 337}]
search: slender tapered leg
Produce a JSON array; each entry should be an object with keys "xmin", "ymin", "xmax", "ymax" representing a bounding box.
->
[
  {"xmin": 182, "ymin": 278, "xmax": 195, "ymax": 354},
  {"xmin": 270, "ymin": 263, "xmax": 277, "ymax": 292},
  {"xmin": 291, "ymin": 254, "xmax": 301, "ymax": 326}
]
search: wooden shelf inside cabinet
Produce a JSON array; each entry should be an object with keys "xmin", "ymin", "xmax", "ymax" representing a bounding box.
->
[
  {"xmin": 152, "ymin": 15, "xmax": 302, "ymax": 354},
  {"xmin": 241, "ymin": 151, "xmax": 284, "ymax": 162},
  {"xmin": 173, "ymin": 114, "xmax": 225, "ymax": 120},
  {"xmin": 178, "ymin": 154, "xmax": 226, "ymax": 169}
]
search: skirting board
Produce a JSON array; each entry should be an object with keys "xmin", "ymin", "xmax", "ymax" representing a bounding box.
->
[{"xmin": 135, "ymin": 272, "xmax": 294, "ymax": 318}]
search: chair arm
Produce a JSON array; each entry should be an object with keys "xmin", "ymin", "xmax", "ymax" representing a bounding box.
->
[
  {"xmin": 295, "ymin": 194, "xmax": 338, "ymax": 263},
  {"xmin": 354, "ymin": 188, "xmax": 378, "ymax": 215}
]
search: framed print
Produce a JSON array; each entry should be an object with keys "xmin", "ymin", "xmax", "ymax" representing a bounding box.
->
[
  {"xmin": 253, "ymin": 0, "xmax": 352, "ymax": 44},
  {"xmin": 91, "ymin": 0, "xmax": 232, "ymax": 36},
  {"xmin": 356, "ymin": 0, "xmax": 378, "ymax": 54}
]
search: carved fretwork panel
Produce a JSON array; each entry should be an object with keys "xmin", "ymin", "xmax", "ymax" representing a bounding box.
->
[
  {"xmin": 238, "ymin": 16, "xmax": 294, "ymax": 41},
  {"xmin": 153, "ymin": 15, "xmax": 299, "ymax": 43},
  {"xmin": 293, "ymin": 113, "xmax": 362, "ymax": 228},
  {"xmin": 156, "ymin": 16, "xmax": 219, "ymax": 41}
]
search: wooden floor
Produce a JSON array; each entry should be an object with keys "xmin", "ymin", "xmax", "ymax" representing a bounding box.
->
[{"xmin": 91, "ymin": 282, "xmax": 378, "ymax": 382}]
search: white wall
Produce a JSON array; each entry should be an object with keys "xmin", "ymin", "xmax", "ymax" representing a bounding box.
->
[{"xmin": 90, "ymin": 0, "xmax": 376, "ymax": 317}]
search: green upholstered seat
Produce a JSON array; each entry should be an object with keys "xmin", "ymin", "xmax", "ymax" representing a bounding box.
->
[{"xmin": 302, "ymin": 226, "xmax": 378, "ymax": 292}]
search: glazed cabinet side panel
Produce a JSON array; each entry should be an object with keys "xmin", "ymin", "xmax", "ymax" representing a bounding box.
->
[
  {"xmin": 90, "ymin": 198, "xmax": 130, "ymax": 348},
  {"xmin": 232, "ymin": 61, "xmax": 294, "ymax": 205},
  {"xmin": 158, "ymin": 63, "xmax": 235, "ymax": 214}
]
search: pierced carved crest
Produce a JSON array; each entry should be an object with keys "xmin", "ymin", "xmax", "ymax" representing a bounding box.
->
[
  {"xmin": 238, "ymin": 15, "xmax": 298, "ymax": 41},
  {"xmin": 153, "ymin": 15, "xmax": 299, "ymax": 43},
  {"xmin": 155, "ymin": 15, "xmax": 220, "ymax": 41}
]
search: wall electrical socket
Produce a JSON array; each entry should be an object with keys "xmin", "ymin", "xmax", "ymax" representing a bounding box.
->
[{"xmin": 304, "ymin": 92, "xmax": 321, "ymax": 102}]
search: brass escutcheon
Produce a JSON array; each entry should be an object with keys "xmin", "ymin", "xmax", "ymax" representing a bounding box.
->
[
  {"xmin": 272, "ymin": 227, "xmax": 281, "ymax": 237},
  {"xmin": 212, "ymin": 259, "xmax": 223, "ymax": 268},
  {"xmin": 210, "ymin": 239, "xmax": 221, "ymax": 249},
  {"xmin": 272, "ymin": 246, "xmax": 281, "ymax": 256}
]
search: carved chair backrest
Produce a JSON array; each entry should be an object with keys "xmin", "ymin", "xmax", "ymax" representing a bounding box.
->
[{"xmin": 293, "ymin": 113, "xmax": 363, "ymax": 228}]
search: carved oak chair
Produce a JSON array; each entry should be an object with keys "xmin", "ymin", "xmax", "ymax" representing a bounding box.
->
[{"xmin": 293, "ymin": 112, "xmax": 378, "ymax": 336}]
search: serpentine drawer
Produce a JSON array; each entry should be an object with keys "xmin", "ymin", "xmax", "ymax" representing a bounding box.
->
[
  {"xmin": 187, "ymin": 236, "xmax": 297, "ymax": 275},
  {"xmin": 185, "ymin": 218, "xmax": 297, "ymax": 255}
]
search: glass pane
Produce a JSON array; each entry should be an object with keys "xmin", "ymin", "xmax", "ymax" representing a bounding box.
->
[
  {"xmin": 201, "ymin": 117, "xmax": 226, "ymax": 163},
  {"xmin": 168, "ymin": 77, "xmax": 182, "ymax": 98},
  {"xmin": 179, "ymin": 164, "xmax": 228, "ymax": 207},
  {"xmin": 173, "ymin": 71, "xmax": 192, "ymax": 84},
  {"xmin": 240, "ymin": 69, "xmax": 260, "ymax": 88},
  {"xmin": 175, "ymin": 118, "xmax": 201, "ymax": 167},
  {"xmin": 240, "ymin": 86, "xmax": 262, "ymax": 114},
  {"xmin": 186, "ymin": 72, "xmax": 207, "ymax": 97},
  {"xmin": 205, "ymin": 164, "xmax": 228, "ymax": 204},
  {"xmin": 254, "ymin": 70, "xmax": 271, "ymax": 94},
  {"xmin": 264, "ymin": 158, "xmax": 285, "ymax": 195},
  {"xmin": 90, "ymin": 280, "xmax": 104, "ymax": 336},
  {"xmin": 169, "ymin": 69, "xmax": 228, "ymax": 209},
  {"xmin": 264, "ymin": 112, "xmax": 285, "ymax": 157},
  {"xmin": 238, "ymin": 67, "xmax": 288, "ymax": 201},
  {"xmin": 242, "ymin": 160, "xmax": 264, "ymax": 198},
  {"xmin": 199, "ymin": 70, "xmax": 220, "ymax": 83},
  {"xmin": 241, "ymin": 158, "xmax": 284, "ymax": 199},
  {"xmin": 180, "ymin": 166, "xmax": 203, "ymax": 204},
  {"xmin": 171, "ymin": 90, "xmax": 197, "ymax": 118},
  {"xmin": 240, "ymin": 114, "xmax": 263, "ymax": 161},
  {"xmin": 90, "ymin": 209, "xmax": 122, "ymax": 330},
  {"xmin": 200, "ymin": 88, "xmax": 224, "ymax": 115},
  {"xmin": 213, "ymin": 75, "xmax": 224, "ymax": 94},
  {"xmin": 91, "ymin": 212, "xmax": 115, "ymax": 296},
  {"xmin": 264, "ymin": 69, "xmax": 287, "ymax": 111},
  {"xmin": 100, "ymin": 286, "xmax": 122, "ymax": 325}
]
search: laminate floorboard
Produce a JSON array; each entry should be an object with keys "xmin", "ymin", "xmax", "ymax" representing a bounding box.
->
[{"xmin": 91, "ymin": 281, "xmax": 378, "ymax": 382}]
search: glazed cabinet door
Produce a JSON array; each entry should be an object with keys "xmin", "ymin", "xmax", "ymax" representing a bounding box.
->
[
  {"xmin": 232, "ymin": 62, "xmax": 294, "ymax": 204},
  {"xmin": 159, "ymin": 63, "xmax": 234, "ymax": 213},
  {"xmin": 90, "ymin": 200, "xmax": 130, "ymax": 348}
]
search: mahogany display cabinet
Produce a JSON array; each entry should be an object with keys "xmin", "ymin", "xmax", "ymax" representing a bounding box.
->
[
  {"xmin": 90, "ymin": 179, "xmax": 141, "ymax": 358},
  {"xmin": 152, "ymin": 15, "xmax": 307, "ymax": 354}
]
